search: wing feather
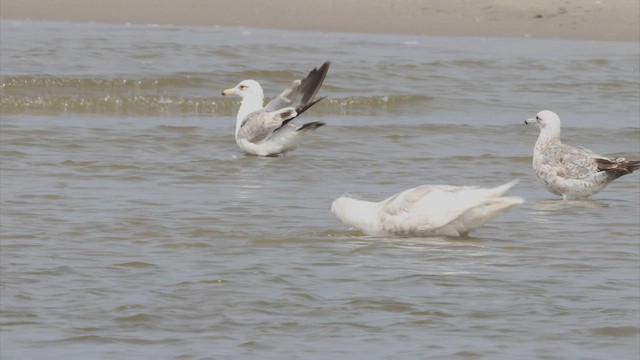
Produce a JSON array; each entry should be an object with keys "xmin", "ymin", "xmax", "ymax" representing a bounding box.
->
[
  {"xmin": 379, "ymin": 185, "xmax": 479, "ymax": 231},
  {"xmin": 264, "ymin": 61, "xmax": 330, "ymax": 111},
  {"xmin": 541, "ymin": 143, "xmax": 601, "ymax": 178},
  {"xmin": 237, "ymin": 108, "xmax": 297, "ymax": 144}
]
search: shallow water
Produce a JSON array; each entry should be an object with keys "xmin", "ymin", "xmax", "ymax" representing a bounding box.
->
[{"xmin": 1, "ymin": 20, "xmax": 639, "ymax": 359}]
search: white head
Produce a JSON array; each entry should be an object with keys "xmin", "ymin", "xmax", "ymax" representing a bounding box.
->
[
  {"xmin": 222, "ymin": 79, "xmax": 265, "ymax": 135},
  {"xmin": 525, "ymin": 110, "xmax": 561, "ymax": 138},
  {"xmin": 222, "ymin": 79, "xmax": 264, "ymax": 101},
  {"xmin": 525, "ymin": 110, "xmax": 560, "ymax": 128}
]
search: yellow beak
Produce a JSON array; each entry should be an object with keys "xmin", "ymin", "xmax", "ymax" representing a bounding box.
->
[{"xmin": 222, "ymin": 88, "xmax": 236, "ymax": 96}]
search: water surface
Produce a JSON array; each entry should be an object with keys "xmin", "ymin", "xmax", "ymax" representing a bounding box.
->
[{"xmin": 1, "ymin": 20, "xmax": 639, "ymax": 360}]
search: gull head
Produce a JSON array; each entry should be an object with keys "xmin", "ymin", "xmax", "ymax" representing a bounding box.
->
[
  {"xmin": 525, "ymin": 110, "xmax": 561, "ymax": 131},
  {"xmin": 222, "ymin": 80, "xmax": 264, "ymax": 101}
]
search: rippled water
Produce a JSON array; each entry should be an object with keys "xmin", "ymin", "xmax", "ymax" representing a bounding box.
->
[{"xmin": 1, "ymin": 20, "xmax": 639, "ymax": 359}]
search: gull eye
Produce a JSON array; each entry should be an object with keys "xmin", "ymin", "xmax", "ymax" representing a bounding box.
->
[
  {"xmin": 536, "ymin": 116, "xmax": 540, "ymax": 120},
  {"xmin": 239, "ymin": 85, "xmax": 247, "ymax": 90}
]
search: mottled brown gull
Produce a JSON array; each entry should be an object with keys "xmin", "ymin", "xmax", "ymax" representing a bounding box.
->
[
  {"xmin": 222, "ymin": 61, "xmax": 330, "ymax": 156},
  {"xmin": 525, "ymin": 110, "xmax": 640, "ymax": 199},
  {"xmin": 331, "ymin": 180, "xmax": 523, "ymax": 237}
]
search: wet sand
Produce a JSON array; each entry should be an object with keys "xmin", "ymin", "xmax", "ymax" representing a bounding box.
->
[{"xmin": 1, "ymin": 0, "xmax": 638, "ymax": 41}]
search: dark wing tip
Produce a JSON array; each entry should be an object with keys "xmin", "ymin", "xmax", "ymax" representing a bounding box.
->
[
  {"xmin": 296, "ymin": 96, "xmax": 326, "ymax": 116},
  {"xmin": 625, "ymin": 160, "xmax": 640, "ymax": 172},
  {"xmin": 596, "ymin": 158, "xmax": 640, "ymax": 177},
  {"xmin": 319, "ymin": 60, "xmax": 331, "ymax": 72},
  {"xmin": 298, "ymin": 61, "xmax": 331, "ymax": 105},
  {"xmin": 297, "ymin": 121, "xmax": 326, "ymax": 132}
]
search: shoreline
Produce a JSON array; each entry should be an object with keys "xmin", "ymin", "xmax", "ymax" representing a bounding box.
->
[{"xmin": 1, "ymin": 0, "xmax": 639, "ymax": 41}]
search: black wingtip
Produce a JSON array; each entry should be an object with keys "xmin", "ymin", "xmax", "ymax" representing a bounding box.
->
[
  {"xmin": 297, "ymin": 121, "xmax": 326, "ymax": 132},
  {"xmin": 596, "ymin": 158, "xmax": 640, "ymax": 178},
  {"xmin": 276, "ymin": 97, "xmax": 326, "ymax": 129},
  {"xmin": 298, "ymin": 61, "xmax": 331, "ymax": 106},
  {"xmin": 296, "ymin": 96, "xmax": 326, "ymax": 117},
  {"xmin": 627, "ymin": 160, "xmax": 640, "ymax": 173}
]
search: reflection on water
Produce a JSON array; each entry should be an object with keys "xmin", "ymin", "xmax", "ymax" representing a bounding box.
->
[{"xmin": 533, "ymin": 198, "xmax": 611, "ymax": 212}]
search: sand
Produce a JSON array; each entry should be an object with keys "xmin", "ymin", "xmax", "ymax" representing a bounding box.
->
[{"xmin": 1, "ymin": 0, "xmax": 638, "ymax": 41}]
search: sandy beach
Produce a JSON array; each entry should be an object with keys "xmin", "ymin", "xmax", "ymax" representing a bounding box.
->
[{"xmin": 1, "ymin": 0, "xmax": 638, "ymax": 41}]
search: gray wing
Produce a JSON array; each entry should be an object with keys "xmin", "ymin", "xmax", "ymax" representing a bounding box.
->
[
  {"xmin": 547, "ymin": 143, "xmax": 601, "ymax": 178},
  {"xmin": 238, "ymin": 108, "xmax": 297, "ymax": 144},
  {"xmin": 264, "ymin": 61, "xmax": 330, "ymax": 112}
]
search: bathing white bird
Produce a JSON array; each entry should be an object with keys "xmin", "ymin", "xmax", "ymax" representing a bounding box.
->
[
  {"xmin": 525, "ymin": 110, "xmax": 639, "ymax": 199},
  {"xmin": 331, "ymin": 180, "xmax": 523, "ymax": 237},
  {"xmin": 222, "ymin": 61, "xmax": 330, "ymax": 156}
]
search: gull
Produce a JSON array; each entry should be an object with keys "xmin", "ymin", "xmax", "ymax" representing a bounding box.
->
[
  {"xmin": 525, "ymin": 110, "xmax": 640, "ymax": 199},
  {"xmin": 222, "ymin": 61, "xmax": 330, "ymax": 156},
  {"xmin": 331, "ymin": 180, "xmax": 523, "ymax": 237}
]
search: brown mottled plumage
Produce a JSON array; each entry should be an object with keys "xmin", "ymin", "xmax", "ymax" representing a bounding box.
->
[{"xmin": 525, "ymin": 110, "xmax": 639, "ymax": 199}]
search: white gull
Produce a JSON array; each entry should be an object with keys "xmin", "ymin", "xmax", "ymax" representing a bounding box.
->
[
  {"xmin": 525, "ymin": 110, "xmax": 639, "ymax": 199},
  {"xmin": 331, "ymin": 180, "xmax": 523, "ymax": 237},
  {"xmin": 222, "ymin": 61, "xmax": 330, "ymax": 156}
]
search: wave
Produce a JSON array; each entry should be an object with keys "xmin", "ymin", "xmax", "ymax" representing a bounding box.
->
[
  {"xmin": 0, "ymin": 95, "xmax": 431, "ymax": 116},
  {"xmin": 1, "ymin": 75, "xmax": 432, "ymax": 115},
  {"xmin": 1, "ymin": 75, "xmax": 210, "ymax": 91}
]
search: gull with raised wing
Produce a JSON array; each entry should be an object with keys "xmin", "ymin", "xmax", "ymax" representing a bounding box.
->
[
  {"xmin": 222, "ymin": 61, "xmax": 330, "ymax": 156},
  {"xmin": 525, "ymin": 110, "xmax": 640, "ymax": 199},
  {"xmin": 331, "ymin": 180, "xmax": 523, "ymax": 237}
]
